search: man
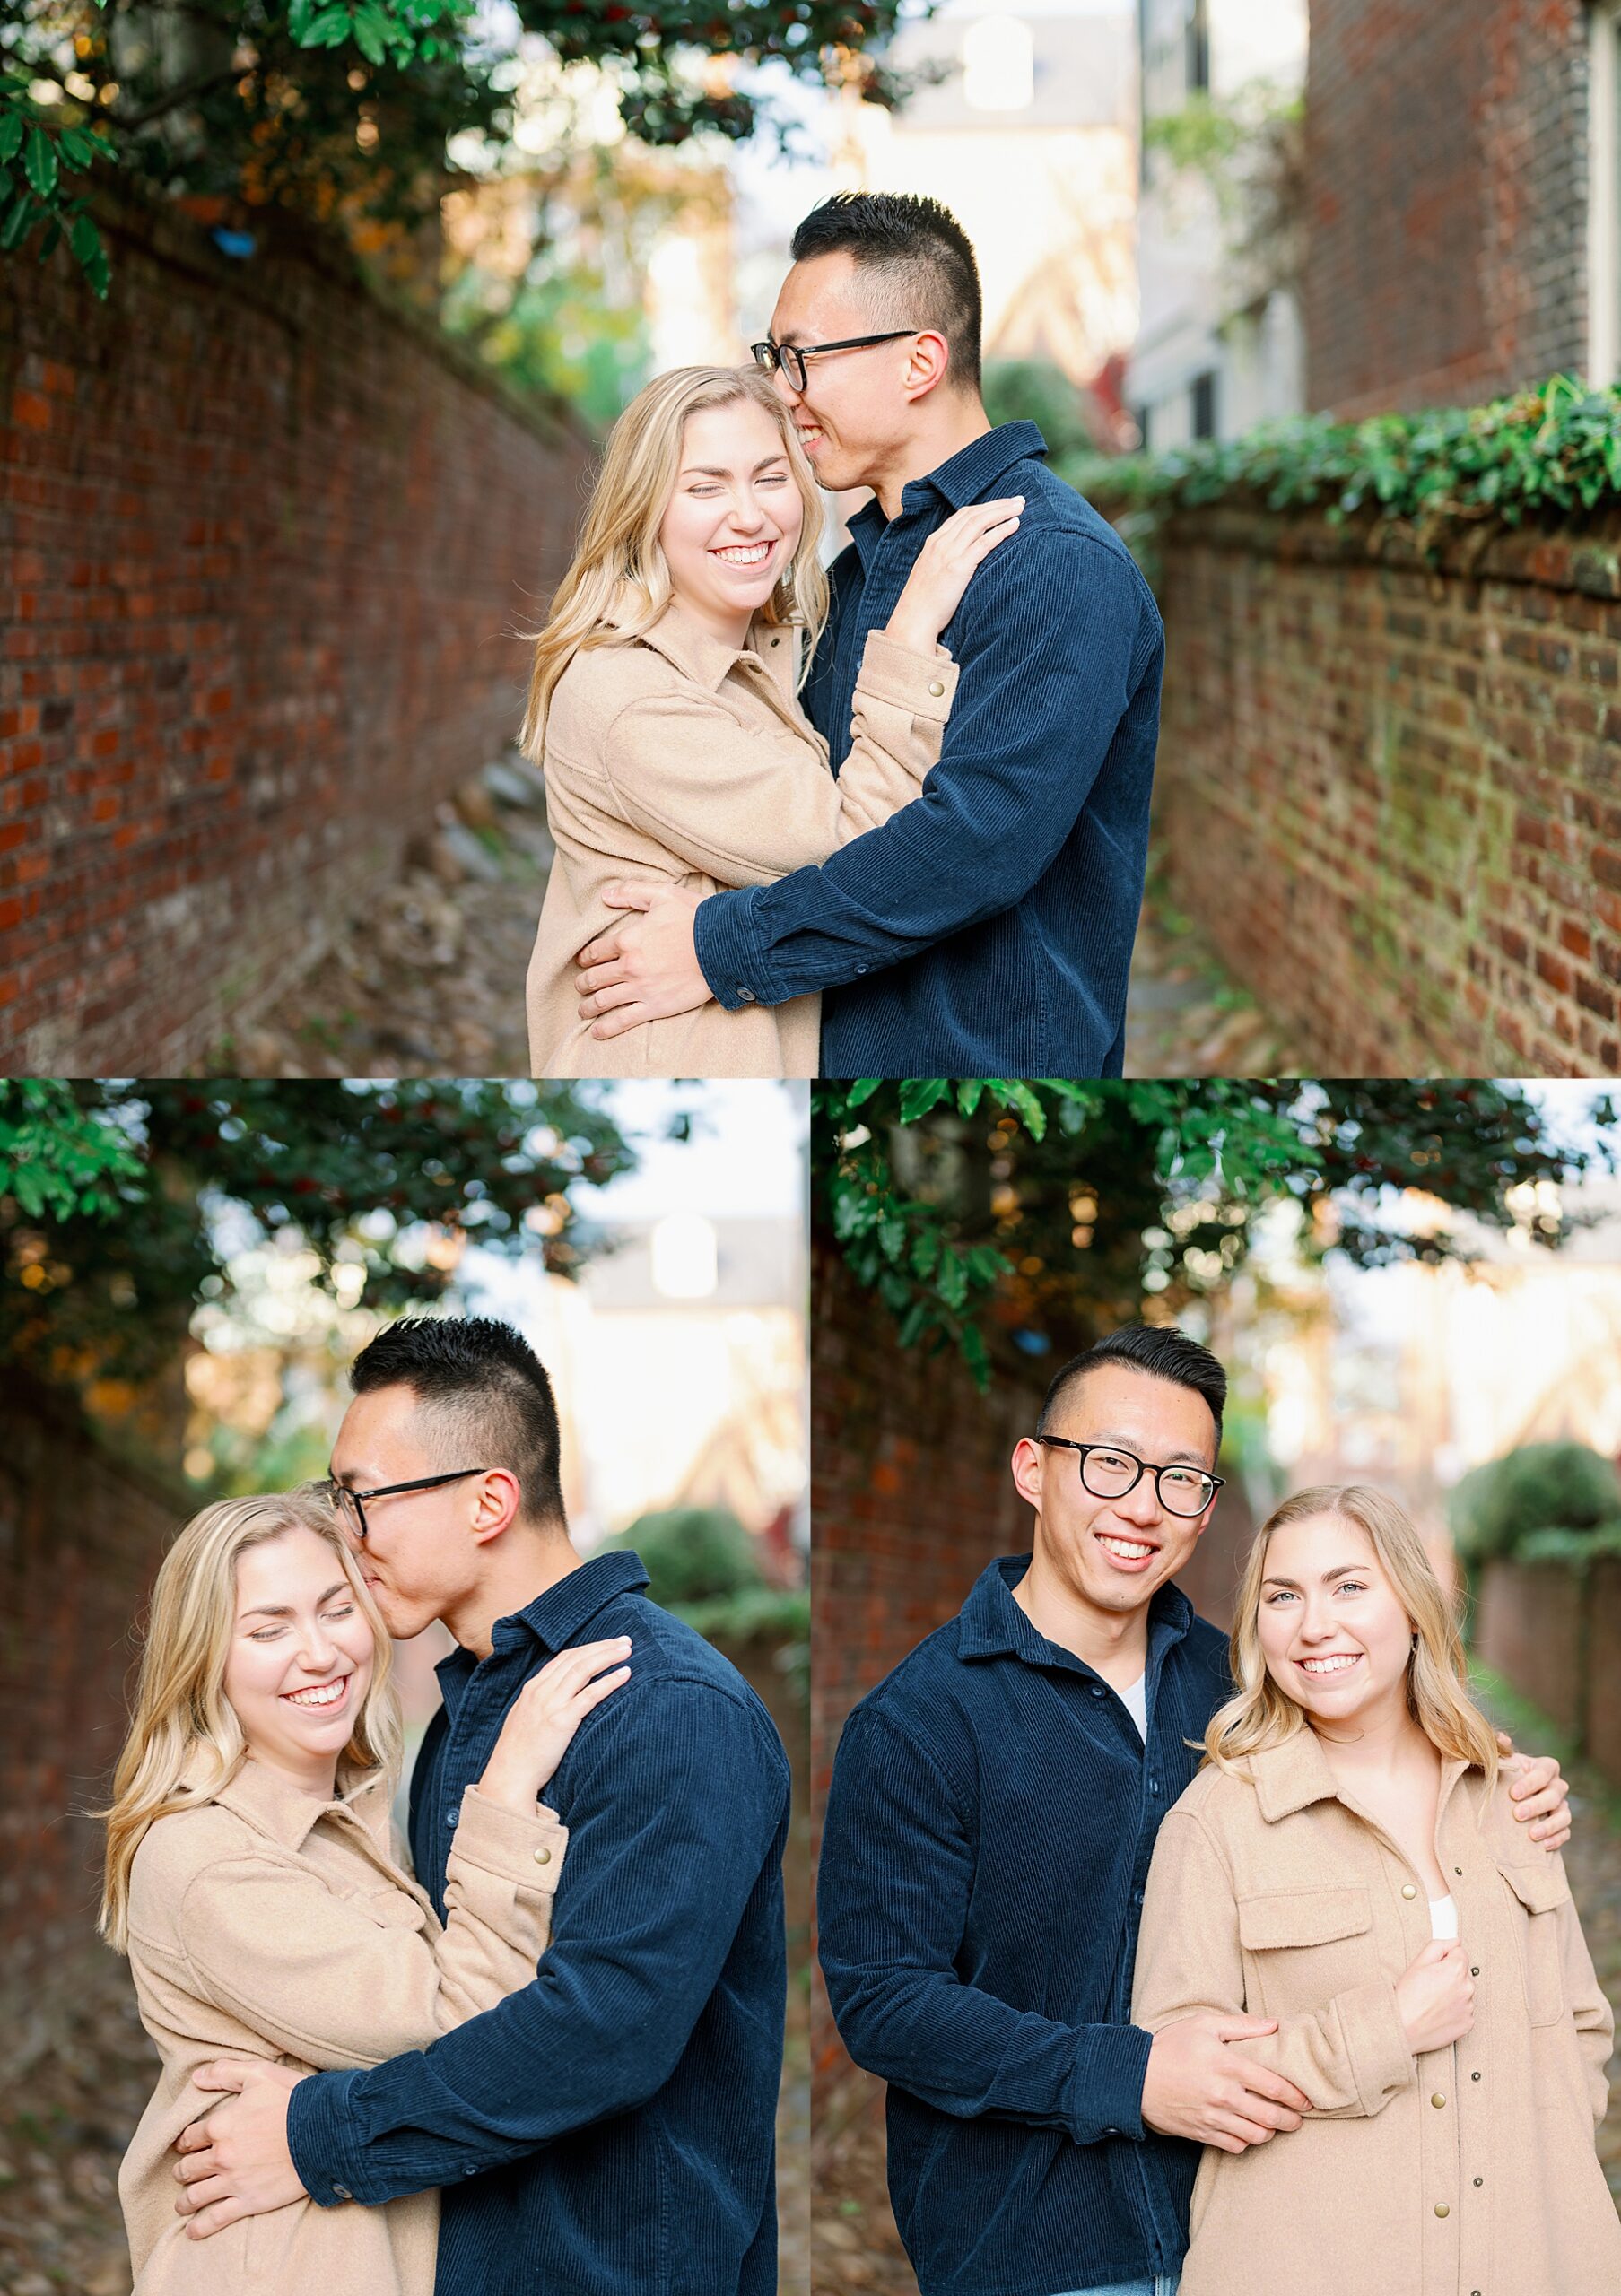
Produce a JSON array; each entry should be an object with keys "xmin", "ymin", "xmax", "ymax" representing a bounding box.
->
[
  {"xmin": 170, "ymin": 1315, "xmax": 790, "ymax": 2296},
  {"xmin": 571, "ymin": 191, "xmax": 1164, "ymax": 1078},
  {"xmin": 817, "ymin": 1324, "xmax": 1572, "ymax": 2296}
]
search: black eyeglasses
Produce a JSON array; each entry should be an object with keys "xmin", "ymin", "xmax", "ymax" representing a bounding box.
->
[
  {"xmin": 1035, "ymin": 1439, "xmax": 1224, "ymax": 1519},
  {"xmin": 750, "ymin": 330, "xmax": 918, "ymax": 393},
  {"xmin": 326, "ymin": 1469, "xmax": 494, "ymax": 1543}
]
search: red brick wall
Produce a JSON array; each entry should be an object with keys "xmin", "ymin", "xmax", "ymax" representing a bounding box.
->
[
  {"xmin": 1475, "ymin": 1556, "xmax": 1588, "ymax": 1738},
  {"xmin": 0, "ymin": 186, "xmax": 593, "ymax": 1074},
  {"xmin": 0, "ymin": 1374, "xmax": 187, "ymax": 1980},
  {"xmin": 1307, "ymin": 0, "xmax": 1588, "ymax": 415},
  {"xmin": 1585, "ymin": 1558, "xmax": 1621, "ymax": 1787},
  {"xmin": 1150, "ymin": 505, "xmax": 1621, "ymax": 1075}
]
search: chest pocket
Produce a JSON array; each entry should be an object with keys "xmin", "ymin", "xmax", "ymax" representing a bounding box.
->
[
  {"xmin": 353, "ymin": 1886, "xmax": 431, "ymax": 1935},
  {"xmin": 1237, "ymin": 1886, "xmax": 1377, "ymax": 2017},
  {"xmin": 1497, "ymin": 1857, "xmax": 1570, "ymax": 2026}
]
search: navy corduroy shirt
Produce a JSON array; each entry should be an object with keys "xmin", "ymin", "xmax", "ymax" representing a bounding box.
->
[
  {"xmin": 817, "ymin": 1556, "xmax": 1233, "ymax": 2296},
  {"xmin": 285, "ymin": 1550, "xmax": 790, "ymax": 2296},
  {"xmin": 690, "ymin": 422, "xmax": 1164, "ymax": 1078}
]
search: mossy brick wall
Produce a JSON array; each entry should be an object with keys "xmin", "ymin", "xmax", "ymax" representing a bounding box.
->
[
  {"xmin": 1477, "ymin": 1552, "xmax": 1621, "ymax": 1791},
  {"xmin": 1307, "ymin": 0, "xmax": 1588, "ymax": 416},
  {"xmin": 1150, "ymin": 506, "xmax": 1621, "ymax": 1075},
  {"xmin": 0, "ymin": 1375, "xmax": 187, "ymax": 1982},
  {"xmin": 0, "ymin": 189, "xmax": 593, "ymax": 1074}
]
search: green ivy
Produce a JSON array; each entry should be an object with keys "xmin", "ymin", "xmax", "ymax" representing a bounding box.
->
[{"xmin": 1061, "ymin": 373, "xmax": 1621, "ymax": 564}]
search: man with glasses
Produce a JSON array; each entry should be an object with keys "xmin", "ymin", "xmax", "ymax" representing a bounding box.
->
[
  {"xmin": 166, "ymin": 1313, "xmax": 790, "ymax": 2296},
  {"xmin": 816, "ymin": 1323, "xmax": 1573, "ymax": 2296},
  {"xmin": 572, "ymin": 189, "xmax": 1165, "ymax": 1079}
]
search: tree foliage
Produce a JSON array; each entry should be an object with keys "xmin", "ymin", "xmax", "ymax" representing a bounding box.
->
[
  {"xmin": 0, "ymin": 0, "xmax": 906, "ymax": 299},
  {"xmin": 813, "ymin": 1079, "xmax": 1617, "ymax": 1387},
  {"xmin": 0, "ymin": 1078, "xmax": 636, "ymax": 1387}
]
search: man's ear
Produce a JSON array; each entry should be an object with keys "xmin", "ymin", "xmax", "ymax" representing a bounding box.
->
[
  {"xmin": 901, "ymin": 328, "xmax": 952, "ymax": 404},
  {"xmin": 468, "ymin": 1469, "xmax": 524, "ymax": 1544},
  {"xmin": 1010, "ymin": 1436, "xmax": 1045, "ymax": 1512}
]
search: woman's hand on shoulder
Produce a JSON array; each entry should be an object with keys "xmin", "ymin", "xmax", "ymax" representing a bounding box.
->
[
  {"xmin": 884, "ymin": 497, "xmax": 1024, "ymax": 655},
  {"xmin": 476, "ymin": 1638, "xmax": 632, "ymax": 1816}
]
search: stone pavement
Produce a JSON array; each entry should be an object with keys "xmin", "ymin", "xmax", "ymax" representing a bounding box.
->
[{"xmin": 207, "ymin": 779, "xmax": 1302, "ymax": 1083}]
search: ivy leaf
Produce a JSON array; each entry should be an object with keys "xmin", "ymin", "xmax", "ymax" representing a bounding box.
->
[{"xmin": 23, "ymin": 124, "xmax": 57, "ymax": 199}]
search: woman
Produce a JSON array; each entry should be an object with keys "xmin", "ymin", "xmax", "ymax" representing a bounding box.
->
[
  {"xmin": 519, "ymin": 363, "xmax": 1021, "ymax": 1077},
  {"xmin": 106, "ymin": 1484, "xmax": 631, "ymax": 2293},
  {"xmin": 1132, "ymin": 1483, "xmax": 1620, "ymax": 2296}
]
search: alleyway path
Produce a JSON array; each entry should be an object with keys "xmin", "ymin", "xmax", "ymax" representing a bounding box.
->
[{"xmin": 210, "ymin": 779, "xmax": 1303, "ymax": 1083}]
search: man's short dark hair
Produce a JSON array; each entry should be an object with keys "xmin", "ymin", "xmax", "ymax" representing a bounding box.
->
[
  {"xmin": 351, "ymin": 1316, "xmax": 566, "ymax": 1529},
  {"xmin": 1036, "ymin": 1325, "xmax": 1226, "ymax": 1454},
  {"xmin": 789, "ymin": 191, "xmax": 983, "ymax": 395}
]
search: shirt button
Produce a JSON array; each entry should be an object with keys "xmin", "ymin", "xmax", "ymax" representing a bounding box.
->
[
  {"xmin": 446, "ymin": 1806, "xmax": 461, "ymax": 1827},
  {"xmin": 770, "ymin": 635, "xmax": 780, "ymax": 646},
  {"xmin": 1089, "ymin": 1684, "xmax": 1106, "ymax": 1699},
  {"xmin": 736, "ymin": 986, "xmax": 755, "ymax": 1003},
  {"xmin": 856, "ymin": 963, "xmax": 869, "ymax": 975},
  {"xmin": 1401, "ymin": 1883, "xmax": 1417, "ymax": 1899},
  {"xmin": 1434, "ymin": 2203, "xmax": 1449, "ymax": 2218},
  {"xmin": 533, "ymin": 1846, "xmax": 552, "ymax": 1865},
  {"xmin": 1470, "ymin": 1964, "xmax": 1479, "ymax": 1976},
  {"xmin": 333, "ymin": 2184, "xmax": 353, "ymax": 2202},
  {"xmin": 928, "ymin": 679, "xmax": 946, "ymax": 696},
  {"xmin": 1431, "ymin": 2093, "xmax": 1445, "ymax": 2109}
]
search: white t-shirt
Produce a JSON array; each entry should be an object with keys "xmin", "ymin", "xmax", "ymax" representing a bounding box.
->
[
  {"xmin": 1118, "ymin": 1672, "xmax": 1148, "ymax": 1742},
  {"xmin": 1429, "ymin": 1895, "xmax": 1459, "ymax": 1941}
]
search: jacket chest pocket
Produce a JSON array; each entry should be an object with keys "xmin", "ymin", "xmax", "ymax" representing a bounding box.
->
[
  {"xmin": 1237, "ymin": 1885, "xmax": 1377, "ymax": 2016},
  {"xmin": 1497, "ymin": 1857, "xmax": 1569, "ymax": 2026}
]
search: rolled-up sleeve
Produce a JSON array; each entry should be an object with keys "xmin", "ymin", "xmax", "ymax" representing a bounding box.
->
[
  {"xmin": 818, "ymin": 1705, "xmax": 1152, "ymax": 2145},
  {"xmin": 287, "ymin": 1679, "xmax": 788, "ymax": 2206},
  {"xmin": 693, "ymin": 531, "xmax": 1158, "ymax": 1009}
]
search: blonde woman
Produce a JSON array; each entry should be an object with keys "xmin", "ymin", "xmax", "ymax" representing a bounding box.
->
[
  {"xmin": 106, "ymin": 1485, "xmax": 630, "ymax": 2293},
  {"xmin": 1131, "ymin": 1483, "xmax": 1620, "ymax": 2296},
  {"xmin": 520, "ymin": 362, "xmax": 1021, "ymax": 1076}
]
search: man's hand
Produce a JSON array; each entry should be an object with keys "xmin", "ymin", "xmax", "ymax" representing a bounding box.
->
[
  {"xmin": 1140, "ymin": 2013, "xmax": 1312, "ymax": 2154},
  {"xmin": 1496, "ymin": 1731, "xmax": 1572, "ymax": 1850},
  {"xmin": 574, "ymin": 883, "xmax": 710, "ymax": 1039},
  {"xmin": 172, "ymin": 2060, "xmax": 307, "ymax": 2238}
]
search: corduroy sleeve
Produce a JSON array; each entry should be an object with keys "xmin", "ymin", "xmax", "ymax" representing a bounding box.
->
[
  {"xmin": 1132, "ymin": 1806, "xmax": 1414, "ymax": 2120},
  {"xmin": 286, "ymin": 1677, "xmax": 787, "ymax": 2206},
  {"xmin": 692, "ymin": 530, "xmax": 1158, "ymax": 1009},
  {"xmin": 818, "ymin": 1705, "xmax": 1152, "ymax": 2146}
]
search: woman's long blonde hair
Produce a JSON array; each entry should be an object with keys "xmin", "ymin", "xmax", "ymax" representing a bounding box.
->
[
  {"xmin": 519, "ymin": 364, "xmax": 830, "ymax": 755},
  {"xmin": 1204, "ymin": 1483, "xmax": 1499, "ymax": 1785},
  {"xmin": 100, "ymin": 1484, "xmax": 402, "ymax": 1952}
]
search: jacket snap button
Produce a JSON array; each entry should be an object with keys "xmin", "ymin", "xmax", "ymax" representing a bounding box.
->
[
  {"xmin": 1401, "ymin": 1883, "xmax": 1417, "ymax": 1899},
  {"xmin": 533, "ymin": 1846, "xmax": 552, "ymax": 1865},
  {"xmin": 928, "ymin": 679, "xmax": 946, "ymax": 696},
  {"xmin": 1431, "ymin": 2093, "xmax": 1445, "ymax": 2109},
  {"xmin": 1471, "ymin": 2070, "xmax": 1481, "ymax": 2081},
  {"xmin": 1473, "ymin": 2177, "xmax": 1483, "ymax": 2187},
  {"xmin": 1434, "ymin": 2204, "xmax": 1449, "ymax": 2218}
]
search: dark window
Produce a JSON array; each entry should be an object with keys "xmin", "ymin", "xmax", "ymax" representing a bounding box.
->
[
  {"xmin": 1134, "ymin": 403, "xmax": 1152, "ymax": 452},
  {"xmin": 1187, "ymin": 0, "xmax": 1210, "ymax": 94},
  {"xmin": 1190, "ymin": 369, "xmax": 1217, "ymax": 439}
]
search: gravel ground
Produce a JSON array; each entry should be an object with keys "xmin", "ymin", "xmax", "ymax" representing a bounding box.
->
[
  {"xmin": 811, "ymin": 1704, "xmax": 1621, "ymax": 2294},
  {"xmin": 208, "ymin": 780, "xmax": 1302, "ymax": 1084}
]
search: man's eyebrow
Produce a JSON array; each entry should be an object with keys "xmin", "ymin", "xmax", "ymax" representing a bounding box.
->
[
  {"xmin": 1083, "ymin": 1429, "xmax": 1213, "ymax": 1467},
  {"xmin": 1260, "ymin": 1564, "xmax": 1367, "ymax": 1590}
]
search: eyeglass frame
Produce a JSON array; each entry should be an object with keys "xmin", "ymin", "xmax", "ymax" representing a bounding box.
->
[
  {"xmin": 750, "ymin": 329, "xmax": 919, "ymax": 393},
  {"xmin": 1033, "ymin": 1437, "xmax": 1224, "ymax": 1519},
  {"xmin": 325, "ymin": 1467, "xmax": 496, "ymax": 1543}
]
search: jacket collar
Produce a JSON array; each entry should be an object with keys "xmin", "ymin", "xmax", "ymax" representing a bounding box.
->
[
  {"xmin": 1248, "ymin": 1726, "xmax": 1475, "ymax": 1823},
  {"xmin": 494, "ymin": 1546, "xmax": 650, "ymax": 1662},
  {"xmin": 601, "ymin": 586, "xmax": 797, "ymax": 698},
  {"xmin": 957, "ymin": 1552, "xmax": 1194, "ymax": 1672},
  {"xmin": 850, "ymin": 421, "xmax": 1050, "ymax": 561},
  {"xmin": 193, "ymin": 1748, "xmax": 389, "ymax": 1854}
]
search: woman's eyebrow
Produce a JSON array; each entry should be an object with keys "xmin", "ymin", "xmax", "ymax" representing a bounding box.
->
[
  {"xmin": 681, "ymin": 455, "xmax": 789, "ymax": 479},
  {"xmin": 240, "ymin": 1582, "xmax": 350, "ymax": 1619},
  {"xmin": 1261, "ymin": 1564, "xmax": 1366, "ymax": 1589}
]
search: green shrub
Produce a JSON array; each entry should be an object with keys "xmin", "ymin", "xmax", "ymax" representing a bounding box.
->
[
  {"xmin": 1514, "ymin": 1523, "xmax": 1621, "ymax": 1570},
  {"xmin": 1449, "ymin": 1442, "xmax": 1621, "ymax": 1568},
  {"xmin": 608, "ymin": 1505, "xmax": 762, "ymax": 1607},
  {"xmin": 982, "ymin": 360, "xmax": 1100, "ymax": 464}
]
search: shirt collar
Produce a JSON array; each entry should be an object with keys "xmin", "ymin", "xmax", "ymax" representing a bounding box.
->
[
  {"xmin": 848, "ymin": 421, "xmax": 1048, "ymax": 566},
  {"xmin": 957, "ymin": 1552, "xmax": 1194, "ymax": 1672},
  {"xmin": 197, "ymin": 1749, "xmax": 389, "ymax": 1853},
  {"xmin": 1247, "ymin": 1727, "xmax": 1475, "ymax": 1823},
  {"xmin": 602, "ymin": 587, "xmax": 787, "ymax": 697},
  {"xmin": 496, "ymin": 1547, "xmax": 650, "ymax": 1660}
]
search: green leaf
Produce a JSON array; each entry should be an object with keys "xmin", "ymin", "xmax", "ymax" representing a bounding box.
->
[
  {"xmin": 0, "ymin": 111, "xmax": 22, "ymax": 164},
  {"xmin": 57, "ymin": 127, "xmax": 102, "ymax": 171},
  {"xmin": 1, "ymin": 186, "xmax": 35, "ymax": 253},
  {"xmin": 877, "ymin": 1216, "xmax": 906, "ymax": 1263},
  {"xmin": 23, "ymin": 125, "xmax": 57, "ymax": 199},
  {"xmin": 69, "ymin": 213, "xmax": 109, "ymax": 297},
  {"xmin": 844, "ymin": 1079, "xmax": 883, "ymax": 1110},
  {"xmin": 353, "ymin": 8, "xmax": 388, "ymax": 63},
  {"xmin": 897, "ymin": 1078, "xmax": 949, "ymax": 1123},
  {"xmin": 37, "ymin": 215, "xmax": 60, "ymax": 260}
]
